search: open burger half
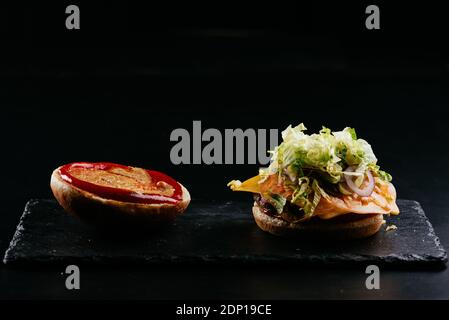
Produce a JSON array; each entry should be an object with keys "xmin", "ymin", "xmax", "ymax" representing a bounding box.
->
[
  {"xmin": 51, "ymin": 162, "xmax": 190, "ymax": 229},
  {"xmin": 228, "ymin": 124, "xmax": 399, "ymax": 239}
]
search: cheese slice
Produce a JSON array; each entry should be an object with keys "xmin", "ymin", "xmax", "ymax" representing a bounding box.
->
[
  {"xmin": 314, "ymin": 181, "xmax": 399, "ymax": 219},
  {"xmin": 228, "ymin": 175, "xmax": 261, "ymax": 193},
  {"xmin": 228, "ymin": 175, "xmax": 399, "ymax": 219}
]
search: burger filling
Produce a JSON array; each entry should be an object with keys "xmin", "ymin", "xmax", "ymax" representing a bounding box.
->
[{"xmin": 229, "ymin": 124, "xmax": 399, "ymax": 223}]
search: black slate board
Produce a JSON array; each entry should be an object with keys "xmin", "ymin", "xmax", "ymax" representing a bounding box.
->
[{"xmin": 3, "ymin": 199, "xmax": 447, "ymax": 268}]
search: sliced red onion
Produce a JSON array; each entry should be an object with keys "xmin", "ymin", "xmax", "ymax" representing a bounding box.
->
[{"xmin": 344, "ymin": 166, "xmax": 375, "ymax": 197}]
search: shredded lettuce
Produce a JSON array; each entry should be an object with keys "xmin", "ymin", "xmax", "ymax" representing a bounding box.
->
[
  {"xmin": 259, "ymin": 123, "xmax": 392, "ymax": 218},
  {"xmin": 263, "ymin": 123, "xmax": 388, "ymax": 183}
]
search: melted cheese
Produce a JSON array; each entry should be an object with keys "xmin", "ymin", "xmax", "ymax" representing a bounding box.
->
[
  {"xmin": 228, "ymin": 175, "xmax": 399, "ymax": 219},
  {"xmin": 314, "ymin": 181, "xmax": 399, "ymax": 219}
]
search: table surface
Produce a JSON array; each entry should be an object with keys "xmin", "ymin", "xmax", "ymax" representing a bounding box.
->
[
  {"xmin": 3, "ymin": 199, "xmax": 447, "ymax": 268},
  {"xmin": 1, "ymin": 29, "xmax": 449, "ymax": 299},
  {"xmin": 1, "ymin": 191, "xmax": 449, "ymax": 299}
]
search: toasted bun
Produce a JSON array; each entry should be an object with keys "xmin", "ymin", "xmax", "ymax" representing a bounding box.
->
[
  {"xmin": 50, "ymin": 167, "xmax": 190, "ymax": 229},
  {"xmin": 252, "ymin": 202, "xmax": 384, "ymax": 239}
]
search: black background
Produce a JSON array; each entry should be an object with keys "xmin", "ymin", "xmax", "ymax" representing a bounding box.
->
[{"xmin": 1, "ymin": 1, "xmax": 449, "ymax": 300}]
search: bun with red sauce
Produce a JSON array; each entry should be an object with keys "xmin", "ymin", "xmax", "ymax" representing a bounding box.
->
[{"xmin": 50, "ymin": 162, "xmax": 190, "ymax": 229}]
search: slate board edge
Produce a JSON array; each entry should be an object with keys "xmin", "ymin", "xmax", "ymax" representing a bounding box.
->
[
  {"xmin": 3, "ymin": 199, "xmax": 448, "ymax": 268},
  {"xmin": 2, "ymin": 199, "xmax": 36, "ymax": 265},
  {"xmin": 4, "ymin": 252, "xmax": 448, "ymax": 268},
  {"xmin": 414, "ymin": 200, "xmax": 448, "ymax": 264}
]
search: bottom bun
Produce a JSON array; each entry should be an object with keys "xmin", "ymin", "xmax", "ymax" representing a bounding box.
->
[
  {"xmin": 252, "ymin": 202, "xmax": 384, "ymax": 239},
  {"xmin": 50, "ymin": 168, "xmax": 190, "ymax": 230}
]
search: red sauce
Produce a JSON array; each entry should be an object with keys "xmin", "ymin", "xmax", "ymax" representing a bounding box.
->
[{"xmin": 59, "ymin": 162, "xmax": 182, "ymax": 204}]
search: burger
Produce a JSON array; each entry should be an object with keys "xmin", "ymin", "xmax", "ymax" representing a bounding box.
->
[{"xmin": 228, "ymin": 124, "xmax": 399, "ymax": 239}]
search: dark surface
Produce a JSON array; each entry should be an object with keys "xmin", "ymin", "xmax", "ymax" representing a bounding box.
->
[
  {"xmin": 1, "ymin": 3, "xmax": 449, "ymax": 300},
  {"xmin": 2, "ymin": 67, "xmax": 449, "ymax": 299},
  {"xmin": 3, "ymin": 199, "xmax": 447, "ymax": 268}
]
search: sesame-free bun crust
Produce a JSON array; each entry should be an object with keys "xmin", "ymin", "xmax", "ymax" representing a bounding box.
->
[
  {"xmin": 50, "ymin": 167, "xmax": 190, "ymax": 229},
  {"xmin": 252, "ymin": 202, "xmax": 384, "ymax": 239}
]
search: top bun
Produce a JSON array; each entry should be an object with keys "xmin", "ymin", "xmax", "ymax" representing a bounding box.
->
[{"xmin": 50, "ymin": 165, "xmax": 190, "ymax": 229}]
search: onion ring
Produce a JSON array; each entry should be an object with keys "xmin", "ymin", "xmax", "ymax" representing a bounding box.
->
[{"xmin": 344, "ymin": 166, "xmax": 375, "ymax": 197}]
